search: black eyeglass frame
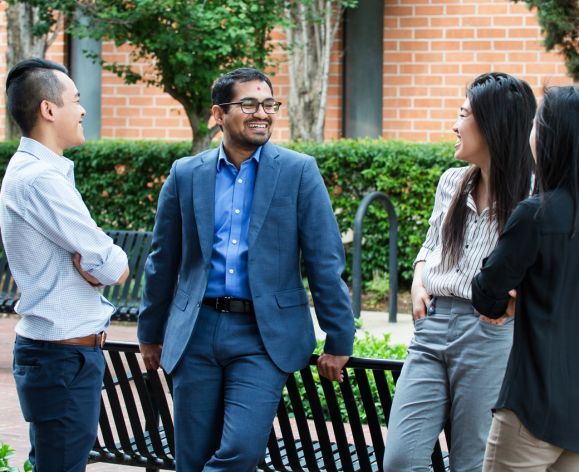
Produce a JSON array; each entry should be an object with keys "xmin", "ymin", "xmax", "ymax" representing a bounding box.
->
[{"xmin": 218, "ymin": 98, "xmax": 283, "ymax": 115}]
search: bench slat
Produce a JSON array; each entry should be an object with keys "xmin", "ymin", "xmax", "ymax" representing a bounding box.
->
[
  {"xmin": 300, "ymin": 367, "xmax": 338, "ymax": 472},
  {"xmin": 319, "ymin": 375, "xmax": 356, "ymax": 471},
  {"xmin": 337, "ymin": 371, "xmax": 373, "ymax": 471}
]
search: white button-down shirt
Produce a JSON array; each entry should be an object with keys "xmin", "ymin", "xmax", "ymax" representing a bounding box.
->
[
  {"xmin": 0, "ymin": 138, "xmax": 127, "ymax": 340},
  {"xmin": 416, "ymin": 166, "xmax": 499, "ymax": 300}
]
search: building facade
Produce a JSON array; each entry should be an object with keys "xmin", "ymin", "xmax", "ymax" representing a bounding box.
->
[{"xmin": 0, "ymin": 0, "xmax": 574, "ymax": 143}]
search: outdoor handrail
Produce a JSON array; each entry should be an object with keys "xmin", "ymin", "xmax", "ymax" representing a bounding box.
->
[{"xmin": 352, "ymin": 191, "xmax": 398, "ymax": 322}]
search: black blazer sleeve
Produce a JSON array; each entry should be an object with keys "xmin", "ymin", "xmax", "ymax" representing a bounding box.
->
[{"xmin": 472, "ymin": 199, "xmax": 541, "ymax": 318}]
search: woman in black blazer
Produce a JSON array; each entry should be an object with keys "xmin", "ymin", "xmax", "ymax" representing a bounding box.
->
[{"xmin": 472, "ymin": 85, "xmax": 579, "ymax": 471}]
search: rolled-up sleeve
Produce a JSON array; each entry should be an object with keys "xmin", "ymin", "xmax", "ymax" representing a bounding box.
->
[
  {"xmin": 24, "ymin": 172, "xmax": 128, "ymax": 285},
  {"xmin": 414, "ymin": 169, "xmax": 453, "ymax": 266}
]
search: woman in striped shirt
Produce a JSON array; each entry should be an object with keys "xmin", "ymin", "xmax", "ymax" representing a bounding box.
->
[{"xmin": 383, "ymin": 73, "xmax": 536, "ymax": 471}]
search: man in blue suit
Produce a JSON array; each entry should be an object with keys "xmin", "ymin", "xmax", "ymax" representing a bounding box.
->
[{"xmin": 138, "ymin": 68, "xmax": 355, "ymax": 471}]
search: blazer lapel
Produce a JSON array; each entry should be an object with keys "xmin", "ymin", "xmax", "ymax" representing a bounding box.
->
[
  {"xmin": 193, "ymin": 150, "xmax": 218, "ymax": 262},
  {"xmin": 249, "ymin": 141, "xmax": 281, "ymax": 247}
]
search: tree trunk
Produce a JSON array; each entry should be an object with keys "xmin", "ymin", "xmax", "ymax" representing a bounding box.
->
[
  {"xmin": 5, "ymin": 3, "xmax": 61, "ymax": 139},
  {"xmin": 186, "ymin": 107, "xmax": 218, "ymax": 156},
  {"xmin": 284, "ymin": 1, "xmax": 345, "ymax": 142}
]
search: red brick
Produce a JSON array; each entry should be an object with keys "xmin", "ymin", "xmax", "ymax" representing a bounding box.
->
[
  {"xmin": 508, "ymin": 52, "xmax": 538, "ymax": 63},
  {"xmin": 382, "ymin": 120, "xmax": 414, "ymax": 130},
  {"xmin": 415, "ymin": 120, "xmax": 443, "ymax": 131},
  {"xmin": 384, "ymin": 29, "xmax": 413, "ymax": 39},
  {"xmin": 446, "ymin": 5, "xmax": 476, "ymax": 15},
  {"xmin": 400, "ymin": 109, "xmax": 428, "ymax": 119},
  {"xmin": 383, "ymin": 98, "xmax": 413, "ymax": 108},
  {"xmin": 446, "ymin": 29, "xmax": 475, "ymax": 39},
  {"xmin": 462, "ymin": 63, "xmax": 491, "ymax": 75},
  {"xmin": 415, "ymin": 29, "xmax": 444, "ymax": 39},
  {"xmin": 398, "ymin": 131, "xmax": 429, "ymax": 141},
  {"xmin": 508, "ymin": 28, "xmax": 541, "ymax": 38},
  {"xmin": 400, "ymin": 64, "xmax": 430, "ymax": 74},
  {"xmin": 384, "ymin": 6, "xmax": 413, "ymax": 16},
  {"xmin": 415, "ymin": 75, "xmax": 443, "ymax": 86},
  {"xmin": 415, "ymin": 52, "xmax": 444, "ymax": 62},
  {"xmin": 476, "ymin": 52, "xmax": 507, "ymax": 62},
  {"xmin": 431, "ymin": 64, "xmax": 460, "ymax": 74},
  {"xmin": 400, "ymin": 17, "xmax": 429, "ymax": 28},
  {"xmin": 461, "ymin": 16, "xmax": 492, "ymax": 27},
  {"xmin": 493, "ymin": 16, "xmax": 525, "ymax": 27},
  {"xmin": 386, "ymin": 75, "xmax": 414, "ymax": 86},
  {"xmin": 114, "ymin": 128, "xmax": 141, "ymax": 138},
  {"xmin": 415, "ymin": 6, "xmax": 444, "ymax": 15},
  {"xmin": 430, "ymin": 109, "xmax": 459, "ymax": 120},
  {"xmin": 477, "ymin": 28, "xmax": 507, "ymax": 38},
  {"xmin": 494, "ymin": 40, "xmax": 525, "ymax": 50},
  {"xmin": 462, "ymin": 40, "xmax": 492, "ymax": 51},
  {"xmin": 414, "ymin": 98, "xmax": 443, "ymax": 108},
  {"xmin": 383, "ymin": 52, "xmax": 414, "ymax": 63},
  {"xmin": 400, "ymin": 41, "xmax": 430, "ymax": 51},
  {"xmin": 445, "ymin": 52, "xmax": 475, "ymax": 63},
  {"xmin": 478, "ymin": 4, "xmax": 509, "ymax": 15},
  {"xmin": 431, "ymin": 17, "xmax": 459, "ymax": 27}
]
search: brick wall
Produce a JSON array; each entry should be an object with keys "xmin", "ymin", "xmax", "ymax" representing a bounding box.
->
[
  {"xmin": 382, "ymin": 0, "xmax": 574, "ymax": 142},
  {"xmin": 0, "ymin": 0, "xmax": 574, "ymax": 143}
]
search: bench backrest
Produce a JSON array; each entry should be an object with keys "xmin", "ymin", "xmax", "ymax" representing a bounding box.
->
[
  {"xmin": 0, "ymin": 230, "xmax": 152, "ymax": 319},
  {"xmin": 91, "ymin": 342, "xmax": 449, "ymax": 471}
]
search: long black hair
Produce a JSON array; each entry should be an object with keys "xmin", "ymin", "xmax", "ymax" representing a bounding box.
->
[
  {"xmin": 533, "ymin": 86, "xmax": 579, "ymax": 237},
  {"xmin": 442, "ymin": 72, "xmax": 536, "ymax": 266}
]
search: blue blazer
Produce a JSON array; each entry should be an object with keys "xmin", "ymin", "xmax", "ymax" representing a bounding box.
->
[{"xmin": 137, "ymin": 141, "xmax": 355, "ymax": 374}]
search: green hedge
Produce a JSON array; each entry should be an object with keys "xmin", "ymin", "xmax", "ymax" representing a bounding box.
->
[{"xmin": 0, "ymin": 139, "xmax": 462, "ymax": 286}]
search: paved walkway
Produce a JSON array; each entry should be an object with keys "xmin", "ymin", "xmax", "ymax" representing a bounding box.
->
[{"xmin": 0, "ymin": 311, "xmax": 415, "ymax": 470}]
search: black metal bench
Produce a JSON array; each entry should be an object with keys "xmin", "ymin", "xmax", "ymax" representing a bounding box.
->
[
  {"xmin": 0, "ymin": 230, "xmax": 152, "ymax": 320},
  {"xmin": 90, "ymin": 341, "xmax": 450, "ymax": 471}
]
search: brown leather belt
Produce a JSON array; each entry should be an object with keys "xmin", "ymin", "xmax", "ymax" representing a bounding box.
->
[
  {"xmin": 28, "ymin": 332, "xmax": 108, "ymax": 348},
  {"xmin": 203, "ymin": 297, "xmax": 254, "ymax": 313}
]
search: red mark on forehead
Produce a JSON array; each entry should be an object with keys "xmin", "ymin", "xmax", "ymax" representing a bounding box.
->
[{"xmin": 256, "ymin": 86, "xmax": 261, "ymax": 90}]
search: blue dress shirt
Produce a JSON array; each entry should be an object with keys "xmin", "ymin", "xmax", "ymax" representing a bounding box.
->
[{"xmin": 205, "ymin": 144, "xmax": 261, "ymax": 300}]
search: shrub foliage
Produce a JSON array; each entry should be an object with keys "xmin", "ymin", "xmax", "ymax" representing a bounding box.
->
[{"xmin": 0, "ymin": 139, "xmax": 461, "ymax": 286}]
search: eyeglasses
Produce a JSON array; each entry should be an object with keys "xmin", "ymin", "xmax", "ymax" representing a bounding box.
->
[{"xmin": 218, "ymin": 98, "xmax": 282, "ymax": 115}]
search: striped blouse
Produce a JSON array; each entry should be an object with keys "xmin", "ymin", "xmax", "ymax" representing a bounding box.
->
[{"xmin": 416, "ymin": 166, "xmax": 498, "ymax": 300}]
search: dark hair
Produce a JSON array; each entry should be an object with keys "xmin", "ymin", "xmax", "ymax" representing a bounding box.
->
[
  {"xmin": 534, "ymin": 86, "xmax": 579, "ymax": 236},
  {"xmin": 442, "ymin": 72, "xmax": 537, "ymax": 266},
  {"xmin": 211, "ymin": 68, "xmax": 273, "ymax": 112},
  {"xmin": 6, "ymin": 58, "xmax": 68, "ymax": 136}
]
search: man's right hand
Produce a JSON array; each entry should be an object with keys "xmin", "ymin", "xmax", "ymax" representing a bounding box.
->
[{"xmin": 140, "ymin": 343, "xmax": 162, "ymax": 370}]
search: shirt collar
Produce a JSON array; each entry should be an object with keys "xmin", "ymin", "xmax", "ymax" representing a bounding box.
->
[
  {"xmin": 217, "ymin": 142, "xmax": 262, "ymax": 172},
  {"xmin": 17, "ymin": 137, "xmax": 74, "ymax": 178}
]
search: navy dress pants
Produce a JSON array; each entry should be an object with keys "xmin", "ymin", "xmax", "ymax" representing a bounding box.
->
[
  {"xmin": 171, "ymin": 305, "xmax": 289, "ymax": 472},
  {"xmin": 13, "ymin": 335, "xmax": 105, "ymax": 472}
]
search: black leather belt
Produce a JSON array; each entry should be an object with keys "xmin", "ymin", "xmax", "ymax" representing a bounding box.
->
[{"xmin": 203, "ymin": 297, "xmax": 254, "ymax": 313}]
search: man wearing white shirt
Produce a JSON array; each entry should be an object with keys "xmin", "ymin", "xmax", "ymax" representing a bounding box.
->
[{"xmin": 0, "ymin": 58, "xmax": 129, "ymax": 471}]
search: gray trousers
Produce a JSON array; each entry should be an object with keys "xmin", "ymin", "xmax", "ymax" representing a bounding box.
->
[{"xmin": 383, "ymin": 297, "xmax": 513, "ymax": 472}]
